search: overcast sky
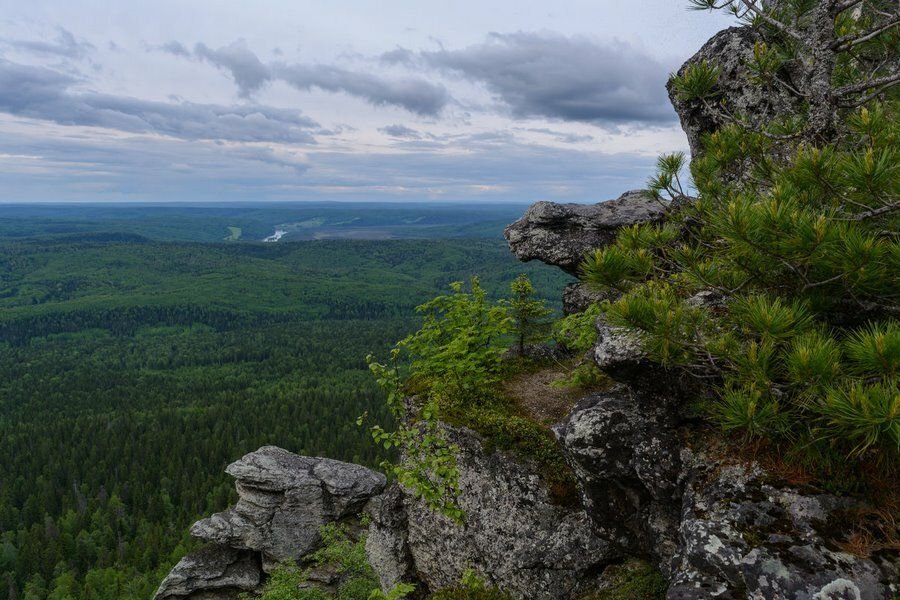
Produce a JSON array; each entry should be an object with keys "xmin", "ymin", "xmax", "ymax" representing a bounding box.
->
[{"xmin": 0, "ymin": 1, "xmax": 734, "ymax": 203}]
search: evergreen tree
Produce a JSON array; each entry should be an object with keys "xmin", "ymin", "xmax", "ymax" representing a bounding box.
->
[
  {"xmin": 506, "ymin": 274, "xmax": 553, "ymax": 355},
  {"xmin": 579, "ymin": 0, "xmax": 898, "ymax": 476}
]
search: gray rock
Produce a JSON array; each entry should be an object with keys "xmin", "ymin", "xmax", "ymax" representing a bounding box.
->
[
  {"xmin": 563, "ymin": 282, "xmax": 616, "ymax": 315},
  {"xmin": 365, "ymin": 484, "xmax": 417, "ymax": 592},
  {"xmin": 191, "ymin": 446, "xmax": 386, "ymax": 568},
  {"xmin": 668, "ymin": 26, "xmax": 802, "ymax": 159},
  {"xmin": 593, "ymin": 322, "xmax": 646, "ymax": 374},
  {"xmin": 504, "ymin": 190, "xmax": 667, "ymax": 275},
  {"xmin": 368, "ymin": 426, "xmax": 616, "ymax": 599},
  {"xmin": 667, "ymin": 450, "xmax": 898, "ymax": 599},
  {"xmin": 553, "ymin": 386, "xmax": 682, "ymax": 566},
  {"xmin": 153, "ymin": 544, "xmax": 261, "ymax": 600}
]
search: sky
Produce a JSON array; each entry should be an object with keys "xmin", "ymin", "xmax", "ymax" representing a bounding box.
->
[{"xmin": 0, "ymin": 1, "xmax": 735, "ymax": 203}]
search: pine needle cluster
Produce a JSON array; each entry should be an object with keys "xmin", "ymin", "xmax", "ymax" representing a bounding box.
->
[{"xmin": 579, "ymin": 1, "xmax": 899, "ymax": 473}]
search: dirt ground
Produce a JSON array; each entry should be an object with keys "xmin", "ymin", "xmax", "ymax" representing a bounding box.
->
[{"xmin": 502, "ymin": 365, "xmax": 586, "ymax": 424}]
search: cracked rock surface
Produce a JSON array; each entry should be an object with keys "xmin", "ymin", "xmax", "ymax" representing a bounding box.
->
[
  {"xmin": 191, "ymin": 446, "xmax": 385, "ymax": 568},
  {"xmin": 154, "ymin": 447, "xmax": 386, "ymax": 599},
  {"xmin": 668, "ymin": 451, "xmax": 898, "ymax": 599},
  {"xmin": 365, "ymin": 426, "xmax": 617, "ymax": 599},
  {"xmin": 154, "ymin": 544, "xmax": 261, "ymax": 600},
  {"xmin": 504, "ymin": 190, "xmax": 666, "ymax": 275}
]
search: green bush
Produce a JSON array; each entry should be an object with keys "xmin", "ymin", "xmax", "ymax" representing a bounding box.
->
[
  {"xmin": 365, "ymin": 276, "xmax": 557, "ymax": 520},
  {"xmin": 244, "ymin": 524, "xmax": 414, "ymax": 600},
  {"xmin": 429, "ymin": 570, "xmax": 511, "ymax": 600}
]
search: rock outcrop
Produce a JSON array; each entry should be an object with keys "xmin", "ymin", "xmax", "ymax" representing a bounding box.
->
[
  {"xmin": 154, "ymin": 447, "xmax": 386, "ymax": 599},
  {"xmin": 504, "ymin": 190, "xmax": 666, "ymax": 275},
  {"xmin": 155, "ymin": 545, "xmax": 262, "ymax": 600},
  {"xmin": 366, "ymin": 426, "xmax": 616, "ymax": 599},
  {"xmin": 668, "ymin": 26, "xmax": 803, "ymax": 159},
  {"xmin": 553, "ymin": 387, "xmax": 682, "ymax": 566},
  {"xmin": 668, "ymin": 451, "xmax": 898, "ymax": 599}
]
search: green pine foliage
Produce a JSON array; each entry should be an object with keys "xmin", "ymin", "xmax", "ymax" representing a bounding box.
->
[
  {"xmin": 579, "ymin": 3, "xmax": 899, "ymax": 479},
  {"xmin": 505, "ymin": 274, "xmax": 553, "ymax": 354}
]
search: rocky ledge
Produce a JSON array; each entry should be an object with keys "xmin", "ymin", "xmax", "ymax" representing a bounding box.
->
[
  {"xmin": 154, "ymin": 447, "xmax": 386, "ymax": 600},
  {"xmin": 504, "ymin": 190, "xmax": 666, "ymax": 276}
]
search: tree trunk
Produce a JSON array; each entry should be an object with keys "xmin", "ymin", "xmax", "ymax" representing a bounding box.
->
[{"xmin": 805, "ymin": 2, "xmax": 839, "ymax": 144}]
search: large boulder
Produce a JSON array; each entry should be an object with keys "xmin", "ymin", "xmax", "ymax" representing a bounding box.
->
[
  {"xmin": 366, "ymin": 426, "xmax": 616, "ymax": 599},
  {"xmin": 668, "ymin": 451, "xmax": 899, "ymax": 599},
  {"xmin": 191, "ymin": 446, "xmax": 385, "ymax": 570},
  {"xmin": 553, "ymin": 386, "xmax": 682, "ymax": 566},
  {"xmin": 668, "ymin": 26, "xmax": 803, "ymax": 159},
  {"xmin": 154, "ymin": 447, "xmax": 386, "ymax": 600},
  {"xmin": 154, "ymin": 545, "xmax": 261, "ymax": 600},
  {"xmin": 504, "ymin": 190, "xmax": 667, "ymax": 275}
]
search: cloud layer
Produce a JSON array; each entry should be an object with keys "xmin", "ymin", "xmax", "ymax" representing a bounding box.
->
[
  {"xmin": 162, "ymin": 40, "xmax": 450, "ymax": 116},
  {"xmin": 0, "ymin": 59, "xmax": 318, "ymax": 143},
  {"xmin": 385, "ymin": 32, "xmax": 676, "ymax": 125}
]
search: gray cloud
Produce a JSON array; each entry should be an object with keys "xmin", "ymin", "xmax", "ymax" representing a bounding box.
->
[
  {"xmin": 415, "ymin": 32, "xmax": 675, "ymax": 125},
  {"xmin": 159, "ymin": 40, "xmax": 191, "ymax": 58},
  {"xmin": 4, "ymin": 27, "xmax": 94, "ymax": 59},
  {"xmin": 521, "ymin": 127, "xmax": 594, "ymax": 143},
  {"xmin": 276, "ymin": 63, "xmax": 448, "ymax": 116},
  {"xmin": 160, "ymin": 40, "xmax": 449, "ymax": 116},
  {"xmin": 380, "ymin": 124, "xmax": 422, "ymax": 139},
  {"xmin": 194, "ymin": 40, "xmax": 270, "ymax": 98},
  {"xmin": 0, "ymin": 59, "xmax": 318, "ymax": 143}
]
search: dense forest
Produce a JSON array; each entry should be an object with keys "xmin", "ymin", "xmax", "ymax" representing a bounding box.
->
[{"xmin": 0, "ymin": 233, "xmax": 569, "ymax": 599}]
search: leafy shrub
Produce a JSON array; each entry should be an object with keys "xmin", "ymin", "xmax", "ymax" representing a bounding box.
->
[
  {"xmin": 587, "ymin": 559, "xmax": 667, "ymax": 600},
  {"xmin": 365, "ymin": 276, "xmax": 557, "ymax": 520},
  {"xmin": 244, "ymin": 524, "xmax": 414, "ymax": 600}
]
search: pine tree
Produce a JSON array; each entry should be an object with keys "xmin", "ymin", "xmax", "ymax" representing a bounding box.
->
[
  {"xmin": 579, "ymin": 0, "xmax": 898, "ymax": 474},
  {"xmin": 506, "ymin": 274, "xmax": 553, "ymax": 355}
]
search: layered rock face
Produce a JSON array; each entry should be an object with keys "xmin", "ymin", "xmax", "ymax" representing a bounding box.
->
[
  {"xmin": 504, "ymin": 190, "xmax": 666, "ymax": 275},
  {"xmin": 154, "ymin": 447, "xmax": 386, "ymax": 600},
  {"xmin": 667, "ymin": 26, "xmax": 803, "ymax": 159},
  {"xmin": 366, "ymin": 427, "xmax": 616, "ymax": 599}
]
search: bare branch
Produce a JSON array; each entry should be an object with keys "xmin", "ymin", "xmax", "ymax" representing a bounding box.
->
[
  {"xmin": 852, "ymin": 202, "xmax": 900, "ymax": 221},
  {"xmin": 837, "ymin": 73, "xmax": 900, "ymax": 107},
  {"xmin": 832, "ymin": 0, "xmax": 865, "ymax": 14},
  {"xmin": 835, "ymin": 72, "xmax": 900, "ymax": 97},
  {"xmin": 741, "ymin": 0, "xmax": 804, "ymax": 40},
  {"xmin": 830, "ymin": 16, "xmax": 900, "ymax": 51}
]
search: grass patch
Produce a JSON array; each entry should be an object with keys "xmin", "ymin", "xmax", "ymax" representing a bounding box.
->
[{"xmin": 585, "ymin": 559, "xmax": 667, "ymax": 600}]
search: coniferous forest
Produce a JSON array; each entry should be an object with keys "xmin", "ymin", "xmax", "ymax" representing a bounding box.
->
[{"xmin": 0, "ymin": 223, "xmax": 569, "ymax": 599}]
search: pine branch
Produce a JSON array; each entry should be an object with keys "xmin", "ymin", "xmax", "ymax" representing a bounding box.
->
[
  {"xmin": 830, "ymin": 16, "xmax": 900, "ymax": 51},
  {"xmin": 839, "ymin": 73, "xmax": 900, "ymax": 107},
  {"xmin": 835, "ymin": 72, "xmax": 900, "ymax": 97},
  {"xmin": 850, "ymin": 202, "xmax": 900, "ymax": 220},
  {"xmin": 741, "ymin": 0, "xmax": 804, "ymax": 40}
]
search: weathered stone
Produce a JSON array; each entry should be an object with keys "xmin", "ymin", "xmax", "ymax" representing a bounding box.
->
[
  {"xmin": 668, "ymin": 26, "xmax": 803, "ymax": 159},
  {"xmin": 563, "ymin": 282, "xmax": 616, "ymax": 315},
  {"xmin": 370, "ymin": 426, "xmax": 616, "ymax": 599},
  {"xmin": 667, "ymin": 450, "xmax": 899, "ymax": 600},
  {"xmin": 153, "ymin": 544, "xmax": 261, "ymax": 600},
  {"xmin": 365, "ymin": 484, "xmax": 417, "ymax": 592},
  {"xmin": 553, "ymin": 386, "xmax": 682, "ymax": 566},
  {"xmin": 191, "ymin": 447, "xmax": 386, "ymax": 567},
  {"xmin": 504, "ymin": 190, "xmax": 667, "ymax": 275}
]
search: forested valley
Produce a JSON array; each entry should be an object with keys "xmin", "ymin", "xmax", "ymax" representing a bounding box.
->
[{"xmin": 0, "ymin": 232, "xmax": 569, "ymax": 599}]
